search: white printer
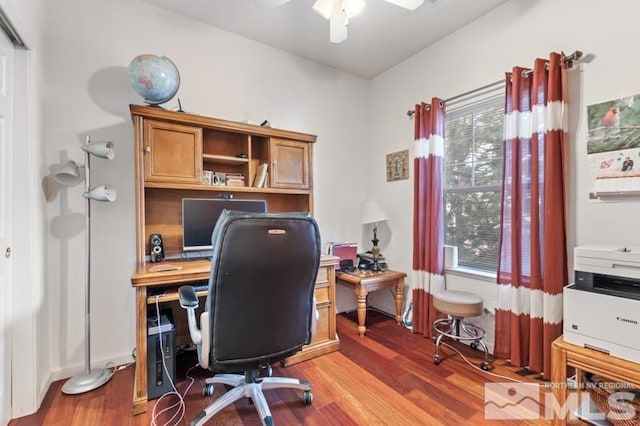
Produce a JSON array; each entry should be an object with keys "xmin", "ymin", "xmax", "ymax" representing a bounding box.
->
[{"xmin": 564, "ymin": 245, "xmax": 640, "ymax": 363}]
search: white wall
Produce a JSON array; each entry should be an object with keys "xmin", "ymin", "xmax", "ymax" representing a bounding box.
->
[
  {"xmin": 41, "ymin": 0, "xmax": 367, "ymax": 382},
  {"xmin": 366, "ymin": 0, "xmax": 640, "ymax": 343}
]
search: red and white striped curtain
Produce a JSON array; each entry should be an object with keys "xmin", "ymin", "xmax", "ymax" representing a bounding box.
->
[
  {"xmin": 494, "ymin": 52, "xmax": 569, "ymax": 379},
  {"xmin": 412, "ymin": 99, "xmax": 445, "ymax": 337}
]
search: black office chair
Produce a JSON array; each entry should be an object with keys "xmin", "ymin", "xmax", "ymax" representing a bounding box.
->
[{"xmin": 178, "ymin": 210, "xmax": 321, "ymax": 426}]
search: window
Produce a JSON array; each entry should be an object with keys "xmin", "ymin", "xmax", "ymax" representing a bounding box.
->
[{"xmin": 444, "ymin": 89, "xmax": 504, "ymax": 272}]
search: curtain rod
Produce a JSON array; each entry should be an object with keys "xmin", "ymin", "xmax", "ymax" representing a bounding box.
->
[{"xmin": 406, "ymin": 50, "xmax": 583, "ymax": 118}]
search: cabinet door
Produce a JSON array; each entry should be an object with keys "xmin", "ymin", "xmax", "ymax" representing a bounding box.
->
[
  {"xmin": 268, "ymin": 138, "xmax": 309, "ymax": 189},
  {"xmin": 143, "ymin": 120, "xmax": 203, "ymax": 183}
]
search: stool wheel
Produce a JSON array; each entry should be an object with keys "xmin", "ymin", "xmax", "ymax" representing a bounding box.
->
[
  {"xmin": 433, "ymin": 354, "xmax": 441, "ymax": 365},
  {"xmin": 302, "ymin": 390, "xmax": 313, "ymax": 405},
  {"xmin": 480, "ymin": 361, "xmax": 490, "ymax": 371},
  {"xmin": 470, "ymin": 341, "xmax": 478, "ymax": 350}
]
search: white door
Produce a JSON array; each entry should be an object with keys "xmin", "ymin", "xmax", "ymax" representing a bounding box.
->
[{"xmin": 0, "ymin": 27, "xmax": 14, "ymax": 425}]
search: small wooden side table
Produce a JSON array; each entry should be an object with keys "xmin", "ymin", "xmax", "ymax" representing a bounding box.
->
[
  {"xmin": 550, "ymin": 336, "xmax": 640, "ymax": 425},
  {"xmin": 336, "ymin": 269, "xmax": 406, "ymax": 336}
]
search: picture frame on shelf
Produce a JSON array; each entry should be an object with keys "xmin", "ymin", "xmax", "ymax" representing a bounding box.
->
[{"xmin": 213, "ymin": 172, "xmax": 226, "ymax": 186}]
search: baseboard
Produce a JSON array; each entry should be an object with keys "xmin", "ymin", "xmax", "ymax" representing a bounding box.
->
[
  {"xmin": 38, "ymin": 372, "xmax": 52, "ymax": 409},
  {"xmin": 50, "ymin": 353, "xmax": 135, "ymax": 382}
]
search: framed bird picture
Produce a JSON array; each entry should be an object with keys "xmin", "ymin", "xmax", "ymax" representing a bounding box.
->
[
  {"xmin": 587, "ymin": 93, "xmax": 640, "ymax": 198},
  {"xmin": 386, "ymin": 149, "xmax": 409, "ymax": 182}
]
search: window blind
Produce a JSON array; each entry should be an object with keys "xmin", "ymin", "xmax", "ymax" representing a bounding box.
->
[{"xmin": 444, "ymin": 92, "xmax": 504, "ymax": 272}]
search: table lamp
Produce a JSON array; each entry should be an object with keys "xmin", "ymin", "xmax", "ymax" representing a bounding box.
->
[{"xmin": 361, "ymin": 200, "xmax": 388, "ymax": 272}]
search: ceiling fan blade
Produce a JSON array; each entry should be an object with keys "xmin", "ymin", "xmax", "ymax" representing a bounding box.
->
[
  {"xmin": 255, "ymin": 0, "xmax": 294, "ymax": 9},
  {"xmin": 382, "ymin": 0, "xmax": 425, "ymax": 10},
  {"xmin": 329, "ymin": 7, "xmax": 348, "ymax": 43}
]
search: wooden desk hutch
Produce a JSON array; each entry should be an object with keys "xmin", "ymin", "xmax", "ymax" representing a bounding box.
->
[{"xmin": 129, "ymin": 105, "xmax": 340, "ymax": 414}]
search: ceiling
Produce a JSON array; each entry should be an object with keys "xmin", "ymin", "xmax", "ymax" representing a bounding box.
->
[{"xmin": 140, "ymin": 0, "xmax": 511, "ymax": 79}]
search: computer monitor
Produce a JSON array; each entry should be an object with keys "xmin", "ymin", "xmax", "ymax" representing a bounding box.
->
[{"xmin": 182, "ymin": 198, "xmax": 267, "ymax": 251}]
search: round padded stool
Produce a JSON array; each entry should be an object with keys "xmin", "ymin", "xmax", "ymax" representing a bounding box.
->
[{"xmin": 432, "ymin": 290, "xmax": 490, "ymax": 370}]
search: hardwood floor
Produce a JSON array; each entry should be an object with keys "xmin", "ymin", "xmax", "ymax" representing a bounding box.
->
[{"xmin": 10, "ymin": 311, "xmax": 570, "ymax": 425}]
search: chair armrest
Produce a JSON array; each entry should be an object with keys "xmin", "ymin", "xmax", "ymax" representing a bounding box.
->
[
  {"xmin": 178, "ymin": 285, "xmax": 199, "ymax": 309},
  {"xmin": 177, "ymin": 285, "xmax": 202, "ymax": 346}
]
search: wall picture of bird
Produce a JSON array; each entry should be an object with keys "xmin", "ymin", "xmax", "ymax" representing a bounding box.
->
[
  {"xmin": 588, "ymin": 94, "xmax": 640, "ymax": 155},
  {"xmin": 602, "ymin": 105, "xmax": 620, "ymax": 138}
]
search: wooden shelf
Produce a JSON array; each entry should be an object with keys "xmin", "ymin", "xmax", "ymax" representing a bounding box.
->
[
  {"xmin": 203, "ymin": 154, "xmax": 249, "ymax": 165},
  {"xmin": 147, "ymin": 289, "xmax": 207, "ymax": 304},
  {"xmin": 130, "ymin": 104, "xmax": 317, "ymax": 142},
  {"xmin": 144, "ymin": 181, "xmax": 310, "ymax": 194}
]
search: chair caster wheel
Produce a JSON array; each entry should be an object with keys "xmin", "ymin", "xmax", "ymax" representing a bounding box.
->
[
  {"xmin": 433, "ymin": 355, "xmax": 441, "ymax": 365},
  {"xmin": 470, "ymin": 342, "xmax": 478, "ymax": 350},
  {"xmin": 480, "ymin": 361, "xmax": 490, "ymax": 371},
  {"xmin": 302, "ymin": 390, "xmax": 313, "ymax": 405},
  {"xmin": 203, "ymin": 383, "xmax": 215, "ymax": 396}
]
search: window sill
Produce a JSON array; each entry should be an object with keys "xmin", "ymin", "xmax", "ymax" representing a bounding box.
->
[{"xmin": 444, "ymin": 266, "xmax": 496, "ymax": 283}]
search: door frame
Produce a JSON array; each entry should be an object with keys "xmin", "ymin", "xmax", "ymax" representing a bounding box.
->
[
  {"xmin": 3, "ymin": 5, "xmax": 43, "ymax": 419},
  {"xmin": 10, "ymin": 45, "xmax": 43, "ymax": 420}
]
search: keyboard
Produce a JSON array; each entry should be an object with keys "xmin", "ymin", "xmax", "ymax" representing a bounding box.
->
[{"xmin": 192, "ymin": 283, "xmax": 208, "ymax": 292}]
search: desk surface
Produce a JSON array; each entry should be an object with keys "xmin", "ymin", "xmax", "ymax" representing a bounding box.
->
[
  {"xmin": 132, "ymin": 255, "xmax": 338, "ymax": 287},
  {"xmin": 131, "ymin": 259, "xmax": 211, "ymax": 287},
  {"xmin": 336, "ymin": 269, "xmax": 406, "ymax": 336},
  {"xmin": 336, "ymin": 269, "xmax": 407, "ymax": 285}
]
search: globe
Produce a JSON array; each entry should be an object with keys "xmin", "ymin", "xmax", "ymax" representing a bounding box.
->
[{"xmin": 128, "ymin": 54, "xmax": 180, "ymax": 105}]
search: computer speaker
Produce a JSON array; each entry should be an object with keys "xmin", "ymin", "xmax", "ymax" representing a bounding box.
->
[{"xmin": 149, "ymin": 233, "xmax": 164, "ymax": 263}]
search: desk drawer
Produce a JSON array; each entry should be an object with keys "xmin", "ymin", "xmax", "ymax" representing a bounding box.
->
[
  {"xmin": 316, "ymin": 266, "xmax": 328, "ymax": 284},
  {"xmin": 310, "ymin": 304, "xmax": 329, "ymax": 344},
  {"xmin": 314, "ymin": 286, "xmax": 330, "ymax": 305}
]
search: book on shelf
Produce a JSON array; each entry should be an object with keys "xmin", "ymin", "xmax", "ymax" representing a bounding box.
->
[
  {"xmin": 253, "ymin": 163, "xmax": 268, "ymax": 187},
  {"xmin": 249, "ymin": 159, "xmax": 259, "ymax": 187},
  {"xmin": 225, "ymin": 173, "xmax": 245, "ymax": 187}
]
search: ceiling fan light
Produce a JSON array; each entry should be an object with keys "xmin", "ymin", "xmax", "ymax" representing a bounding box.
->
[
  {"xmin": 312, "ymin": 0, "xmax": 334, "ymax": 19},
  {"xmin": 343, "ymin": 0, "xmax": 365, "ymax": 18},
  {"xmin": 383, "ymin": 0, "xmax": 424, "ymax": 10}
]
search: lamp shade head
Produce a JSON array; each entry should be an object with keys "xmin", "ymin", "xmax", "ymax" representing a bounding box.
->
[
  {"xmin": 54, "ymin": 160, "xmax": 82, "ymax": 186},
  {"xmin": 361, "ymin": 200, "xmax": 388, "ymax": 224},
  {"xmin": 83, "ymin": 184, "xmax": 116, "ymax": 202},
  {"xmin": 81, "ymin": 140, "xmax": 114, "ymax": 160}
]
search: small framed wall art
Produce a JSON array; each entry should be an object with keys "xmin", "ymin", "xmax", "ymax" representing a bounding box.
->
[{"xmin": 386, "ymin": 149, "xmax": 409, "ymax": 182}]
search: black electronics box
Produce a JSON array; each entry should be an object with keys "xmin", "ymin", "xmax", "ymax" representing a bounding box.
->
[{"xmin": 147, "ymin": 310, "xmax": 176, "ymax": 399}]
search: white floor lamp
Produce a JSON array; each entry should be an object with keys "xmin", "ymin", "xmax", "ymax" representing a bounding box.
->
[{"xmin": 55, "ymin": 136, "xmax": 116, "ymax": 394}]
